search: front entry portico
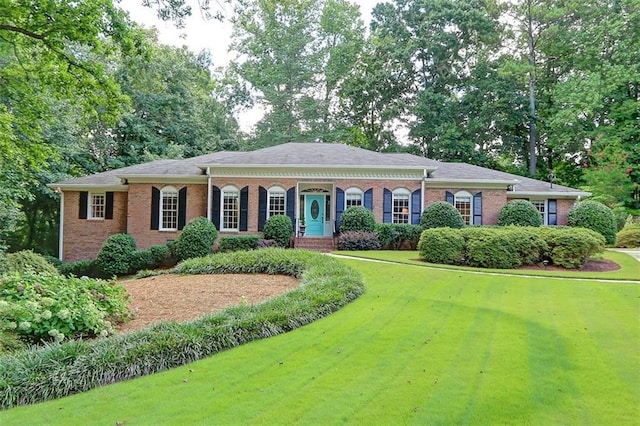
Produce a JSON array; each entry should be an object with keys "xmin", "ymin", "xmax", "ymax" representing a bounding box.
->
[{"xmin": 304, "ymin": 194, "xmax": 325, "ymax": 236}]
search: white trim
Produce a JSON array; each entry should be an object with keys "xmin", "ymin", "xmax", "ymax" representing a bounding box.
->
[
  {"xmin": 206, "ymin": 167, "xmax": 212, "ymax": 222},
  {"xmin": 87, "ymin": 192, "xmax": 106, "ymax": 220},
  {"xmin": 427, "ymin": 178, "xmax": 519, "ymax": 188},
  {"xmin": 267, "ymin": 186, "xmax": 286, "ymax": 218},
  {"xmin": 530, "ymin": 199, "xmax": 548, "ymax": 225},
  {"xmin": 46, "ymin": 184, "xmax": 128, "ymax": 192},
  {"xmin": 58, "ymin": 191, "xmax": 64, "ymax": 261},
  {"xmin": 116, "ymin": 175, "xmax": 207, "ymax": 184},
  {"xmin": 454, "ymin": 190, "xmax": 473, "ymax": 225},
  {"xmin": 220, "ymin": 185, "xmax": 240, "ymax": 232},
  {"xmin": 508, "ymin": 191, "xmax": 590, "ymax": 198},
  {"xmin": 392, "ymin": 188, "xmax": 411, "ymax": 224},
  {"xmin": 344, "ymin": 187, "xmax": 364, "ymax": 209},
  {"xmin": 159, "ymin": 186, "xmax": 179, "ymax": 231}
]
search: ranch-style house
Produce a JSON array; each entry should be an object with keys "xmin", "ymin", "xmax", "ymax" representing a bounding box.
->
[{"xmin": 50, "ymin": 143, "xmax": 590, "ymax": 261}]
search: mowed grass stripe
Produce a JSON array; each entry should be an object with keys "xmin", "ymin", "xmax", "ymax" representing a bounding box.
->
[{"xmin": 1, "ymin": 259, "xmax": 638, "ymax": 425}]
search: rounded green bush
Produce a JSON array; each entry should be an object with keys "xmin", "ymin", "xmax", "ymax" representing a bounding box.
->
[
  {"xmin": 339, "ymin": 206, "xmax": 376, "ymax": 232},
  {"xmin": 420, "ymin": 202, "xmax": 465, "ymax": 229},
  {"xmin": 616, "ymin": 224, "xmax": 640, "ymax": 248},
  {"xmin": 497, "ymin": 200, "xmax": 543, "ymax": 227},
  {"xmin": 263, "ymin": 214, "xmax": 293, "ymax": 247},
  {"xmin": 173, "ymin": 217, "xmax": 218, "ymax": 262},
  {"xmin": 567, "ymin": 201, "xmax": 617, "ymax": 245},
  {"xmin": 0, "ymin": 251, "xmax": 59, "ymax": 276},
  {"xmin": 418, "ymin": 228, "xmax": 465, "ymax": 264},
  {"xmin": 545, "ymin": 228, "xmax": 605, "ymax": 268},
  {"xmin": 95, "ymin": 234, "xmax": 137, "ymax": 277}
]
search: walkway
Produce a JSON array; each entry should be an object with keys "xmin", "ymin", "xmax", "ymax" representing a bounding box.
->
[{"xmin": 609, "ymin": 248, "xmax": 640, "ymax": 262}]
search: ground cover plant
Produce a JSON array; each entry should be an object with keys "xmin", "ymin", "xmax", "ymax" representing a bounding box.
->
[
  {"xmin": 0, "ymin": 249, "xmax": 364, "ymax": 409},
  {"xmin": 1, "ymin": 256, "xmax": 637, "ymax": 424}
]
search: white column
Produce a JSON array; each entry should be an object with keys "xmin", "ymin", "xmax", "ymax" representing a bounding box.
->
[{"xmin": 57, "ymin": 189, "xmax": 64, "ymax": 261}]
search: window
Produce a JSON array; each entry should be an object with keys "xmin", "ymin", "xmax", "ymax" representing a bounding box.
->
[
  {"xmin": 531, "ymin": 200, "xmax": 546, "ymax": 224},
  {"xmin": 160, "ymin": 186, "xmax": 179, "ymax": 230},
  {"xmin": 345, "ymin": 188, "xmax": 364, "ymax": 209},
  {"xmin": 268, "ymin": 186, "xmax": 286, "ymax": 218},
  {"xmin": 454, "ymin": 191, "xmax": 472, "ymax": 225},
  {"xmin": 222, "ymin": 186, "xmax": 240, "ymax": 230},
  {"xmin": 392, "ymin": 189, "xmax": 410, "ymax": 224},
  {"xmin": 89, "ymin": 193, "xmax": 105, "ymax": 219}
]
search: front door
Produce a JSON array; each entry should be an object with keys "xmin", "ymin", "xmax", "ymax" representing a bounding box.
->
[{"xmin": 305, "ymin": 195, "xmax": 325, "ymax": 236}]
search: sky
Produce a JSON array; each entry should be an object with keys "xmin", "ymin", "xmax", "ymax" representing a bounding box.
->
[{"xmin": 120, "ymin": 0, "xmax": 380, "ymax": 131}]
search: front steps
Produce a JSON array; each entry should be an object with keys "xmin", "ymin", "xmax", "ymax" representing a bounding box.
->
[{"xmin": 293, "ymin": 237, "xmax": 336, "ymax": 252}]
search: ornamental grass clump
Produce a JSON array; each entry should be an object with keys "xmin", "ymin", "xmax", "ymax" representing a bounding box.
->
[{"xmin": 0, "ymin": 248, "xmax": 365, "ymax": 409}]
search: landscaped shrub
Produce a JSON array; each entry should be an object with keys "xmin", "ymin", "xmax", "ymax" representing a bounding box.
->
[
  {"xmin": 420, "ymin": 201, "xmax": 465, "ymax": 229},
  {"xmin": 0, "ymin": 271, "xmax": 131, "ymax": 344},
  {"xmin": 0, "ymin": 331, "xmax": 24, "ymax": 354},
  {"xmin": 338, "ymin": 231, "xmax": 381, "ymax": 251},
  {"xmin": 0, "ymin": 249, "xmax": 365, "ymax": 409},
  {"xmin": 0, "ymin": 251, "xmax": 59, "ymax": 276},
  {"xmin": 130, "ymin": 244, "xmax": 172, "ymax": 272},
  {"xmin": 58, "ymin": 259, "xmax": 97, "ymax": 278},
  {"xmin": 95, "ymin": 234, "xmax": 138, "ymax": 277},
  {"xmin": 463, "ymin": 228, "xmax": 525, "ymax": 269},
  {"xmin": 418, "ymin": 228, "xmax": 465, "ymax": 265},
  {"xmin": 543, "ymin": 227, "xmax": 605, "ymax": 268},
  {"xmin": 339, "ymin": 206, "xmax": 376, "ymax": 232},
  {"xmin": 375, "ymin": 223, "xmax": 422, "ymax": 250},
  {"xmin": 567, "ymin": 200, "xmax": 617, "ymax": 245},
  {"xmin": 218, "ymin": 235, "xmax": 260, "ymax": 253},
  {"xmin": 497, "ymin": 200, "xmax": 543, "ymax": 227},
  {"xmin": 263, "ymin": 214, "xmax": 293, "ymax": 247},
  {"xmin": 615, "ymin": 224, "xmax": 640, "ymax": 248},
  {"xmin": 172, "ymin": 217, "xmax": 218, "ymax": 261}
]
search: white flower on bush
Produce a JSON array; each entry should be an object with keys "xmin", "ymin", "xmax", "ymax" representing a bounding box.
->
[
  {"xmin": 57, "ymin": 309, "xmax": 71, "ymax": 320},
  {"xmin": 18, "ymin": 321, "xmax": 31, "ymax": 331},
  {"xmin": 0, "ymin": 300, "xmax": 9, "ymax": 309},
  {"xmin": 41, "ymin": 310, "xmax": 52, "ymax": 320},
  {"xmin": 48, "ymin": 329, "xmax": 65, "ymax": 342},
  {"xmin": 99, "ymin": 330, "xmax": 109, "ymax": 338},
  {"xmin": 41, "ymin": 297, "xmax": 55, "ymax": 307},
  {"xmin": 7, "ymin": 321, "xmax": 17, "ymax": 330},
  {"xmin": 25, "ymin": 301, "xmax": 40, "ymax": 311}
]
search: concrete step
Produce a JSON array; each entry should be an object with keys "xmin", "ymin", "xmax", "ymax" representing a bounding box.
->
[{"xmin": 293, "ymin": 237, "xmax": 336, "ymax": 252}]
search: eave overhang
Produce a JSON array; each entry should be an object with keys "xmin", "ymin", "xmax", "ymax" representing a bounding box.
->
[
  {"xmin": 201, "ymin": 164, "xmax": 434, "ymax": 180},
  {"xmin": 47, "ymin": 184, "xmax": 129, "ymax": 192},
  {"xmin": 426, "ymin": 178, "xmax": 520, "ymax": 189},
  {"xmin": 507, "ymin": 190, "xmax": 591, "ymax": 199}
]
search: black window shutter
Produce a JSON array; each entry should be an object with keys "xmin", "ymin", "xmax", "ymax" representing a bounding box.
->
[
  {"xmin": 79, "ymin": 191, "xmax": 88, "ymax": 219},
  {"xmin": 212, "ymin": 186, "xmax": 221, "ymax": 230},
  {"xmin": 105, "ymin": 192, "xmax": 114, "ymax": 220},
  {"xmin": 240, "ymin": 186, "xmax": 249, "ymax": 231},
  {"xmin": 178, "ymin": 187, "xmax": 187, "ymax": 230},
  {"xmin": 151, "ymin": 187, "xmax": 160, "ymax": 230},
  {"xmin": 411, "ymin": 189, "xmax": 421, "ymax": 225},
  {"xmin": 383, "ymin": 189, "xmax": 392, "ymax": 223},
  {"xmin": 286, "ymin": 187, "xmax": 296, "ymax": 224},
  {"xmin": 473, "ymin": 192, "xmax": 483, "ymax": 225},
  {"xmin": 258, "ymin": 186, "xmax": 267, "ymax": 231},
  {"xmin": 336, "ymin": 188, "xmax": 345, "ymax": 229},
  {"xmin": 548, "ymin": 199, "xmax": 558, "ymax": 225},
  {"xmin": 364, "ymin": 188, "xmax": 373, "ymax": 211},
  {"xmin": 445, "ymin": 191, "xmax": 454, "ymax": 205}
]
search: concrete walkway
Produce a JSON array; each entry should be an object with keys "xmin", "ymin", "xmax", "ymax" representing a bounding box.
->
[{"xmin": 609, "ymin": 248, "xmax": 640, "ymax": 262}]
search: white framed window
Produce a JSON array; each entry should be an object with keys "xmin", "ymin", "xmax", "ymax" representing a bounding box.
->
[
  {"xmin": 455, "ymin": 191, "xmax": 472, "ymax": 225},
  {"xmin": 392, "ymin": 188, "xmax": 410, "ymax": 224},
  {"xmin": 531, "ymin": 200, "xmax": 546, "ymax": 225},
  {"xmin": 160, "ymin": 186, "xmax": 179, "ymax": 230},
  {"xmin": 345, "ymin": 187, "xmax": 364, "ymax": 209},
  {"xmin": 268, "ymin": 186, "xmax": 286, "ymax": 218},
  {"xmin": 88, "ymin": 193, "xmax": 105, "ymax": 220},
  {"xmin": 222, "ymin": 185, "xmax": 240, "ymax": 231}
]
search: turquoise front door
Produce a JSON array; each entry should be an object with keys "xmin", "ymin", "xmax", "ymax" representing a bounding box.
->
[{"xmin": 305, "ymin": 195, "xmax": 325, "ymax": 236}]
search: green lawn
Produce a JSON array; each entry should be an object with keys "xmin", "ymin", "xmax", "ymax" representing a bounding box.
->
[{"xmin": 1, "ymin": 256, "xmax": 639, "ymax": 425}]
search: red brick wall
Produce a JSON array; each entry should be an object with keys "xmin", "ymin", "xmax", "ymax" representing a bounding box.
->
[
  {"xmin": 127, "ymin": 183, "xmax": 208, "ymax": 250},
  {"xmin": 62, "ymin": 191, "xmax": 128, "ymax": 261},
  {"xmin": 556, "ymin": 199, "xmax": 576, "ymax": 225},
  {"xmin": 424, "ymin": 188, "xmax": 507, "ymax": 225}
]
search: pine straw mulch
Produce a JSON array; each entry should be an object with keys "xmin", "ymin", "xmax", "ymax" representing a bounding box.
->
[{"xmin": 117, "ymin": 273, "xmax": 299, "ymax": 333}]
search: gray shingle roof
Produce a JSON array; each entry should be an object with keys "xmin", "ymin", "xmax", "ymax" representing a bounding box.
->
[{"xmin": 51, "ymin": 142, "xmax": 587, "ymax": 196}]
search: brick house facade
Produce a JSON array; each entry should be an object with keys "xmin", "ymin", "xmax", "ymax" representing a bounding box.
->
[{"xmin": 51, "ymin": 143, "xmax": 590, "ymax": 261}]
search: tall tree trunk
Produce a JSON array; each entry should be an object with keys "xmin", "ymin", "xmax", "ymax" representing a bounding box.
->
[{"xmin": 527, "ymin": 1, "xmax": 537, "ymax": 177}]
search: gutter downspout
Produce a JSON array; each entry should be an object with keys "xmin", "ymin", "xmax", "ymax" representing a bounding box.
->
[
  {"xmin": 421, "ymin": 169, "xmax": 427, "ymax": 214},
  {"xmin": 57, "ymin": 189, "xmax": 64, "ymax": 261},
  {"xmin": 206, "ymin": 167, "xmax": 212, "ymax": 222}
]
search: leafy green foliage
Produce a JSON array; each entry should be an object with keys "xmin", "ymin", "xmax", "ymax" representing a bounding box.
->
[
  {"xmin": 95, "ymin": 234, "xmax": 138, "ymax": 277},
  {"xmin": 374, "ymin": 223, "xmax": 422, "ymax": 250},
  {"xmin": 418, "ymin": 228, "xmax": 465, "ymax": 265},
  {"xmin": 0, "ymin": 272, "xmax": 130, "ymax": 344},
  {"xmin": 58, "ymin": 259, "xmax": 97, "ymax": 278},
  {"xmin": 130, "ymin": 245, "xmax": 172, "ymax": 272},
  {"xmin": 420, "ymin": 202, "xmax": 465, "ymax": 229},
  {"xmin": 615, "ymin": 225, "xmax": 640, "ymax": 248},
  {"xmin": 0, "ymin": 249, "xmax": 364, "ymax": 409},
  {"xmin": 542, "ymin": 228, "xmax": 606, "ymax": 269},
  {"xmin": 263, "ymin": 215, "xmax": 293, "ymax": 247},
  {"xmin": 0, "ymin": 251, "xmax": 59, "ymax": 276},
  {"xmin": 218, "ymin": 236, "xmax": 260, "ymax": 253},
  {"xmin": 461, "ymin": 227, "xmax": 547, "ymax": 269},
  {"xmin": 337, "ymin": 231, "xmax": 381, "ymax": 251},
  {"xmin": 497, "ymin": 200, "xmax": 543, "ymax": 227},
  {"xmin": 173, "ymin": 217, "xmax": 218, "ymax": 262},
  {"xmin": 339, "ymin": 206, "xmax": 376, "ymax": 233},
  {"xmin": 567, "ymin": 201, "xmax": 617, "ymax": 245}
]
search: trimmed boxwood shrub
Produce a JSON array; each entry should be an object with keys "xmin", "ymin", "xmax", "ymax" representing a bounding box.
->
[
  {"xmin": 615, "ymin": 224, "xmax": 640, "ymax": 248},
  {"xmin": 543, "ymin": 227, "xmax": 605, "ymax": 268},
  {"xmin": 420, "ymin": 201, "xmax": 465, "ymax": 229},
  {"xmin": 130, "ymin": 245, "xmax": 172, "ymax": 272},
  {"xmin": 172, "ymin": 217, "xmax": 218, "ymax": 261},
  {"xmin": 0, "ymin": 249, "xmax": 365, "ymax": 409},
  {"xmin": 218, "ymin": 235, "xmax": 260, "ymax": 252},
  {"xmin": 338, "ymin": 231, "xmax": 381, "ymax": 250},
  {"xmin": 418, "ymin": 228, "xmax": 465, "ymax": 265},
  {"xmin": 58, "ymin": 259, "xmax": 97, "ymax": 278},
  {"xmin": 497, "ymin": 200, "xmax": 543, "ymax": 227},
  {"xmin": 263, "ymin": 214, "xmax": 293, "ymax": 247},
  {"xmin": 375, "ymin": 223, "xmax": 422, "ymax": 250},
  {"xmin": 339, "ymin": 206, "xmax": 376, "ymax": 232},
  {"xmin": 95, "ymin": 234, "xmax": 137, "ymax": 277},
  {"xmin": 567, "ymin": 200, "xmax": 617, "ymax": 245},
  {"xmin": 0, "ymin": 251, "xmax": 59, "ymax": 276}
]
